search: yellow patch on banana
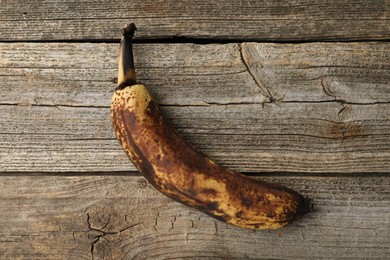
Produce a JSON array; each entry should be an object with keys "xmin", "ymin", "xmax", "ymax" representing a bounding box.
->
[{"xmin": 111, "ymin": 23, "xmax": 312, "ymax": 230}]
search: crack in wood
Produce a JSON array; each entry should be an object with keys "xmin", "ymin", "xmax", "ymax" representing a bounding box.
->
[
  {"xmin": 153, "ymin": 212, "xmax": 160, "ymax": 232},
  {"xmin": 170, "ymin": 216, "xmax": 177, "ymax": 230},
  {"xmin": 320, "ymin": 76, "xmax": 352, "ymax": 121},
  {"xmin": 238, "ymin": 43, "xmax": 273, "ymax": 103},
  {"xmin": 1, "ymin": 99, "xmax": 388, "ymax": 108},
  {"xmin": 85, "ymin": 211, "xmax": 141, "ymax": 259},
  {"xmin": 321, "ymin": 77, "xmax": 337, "ymax": 99},
  {"xmin": 213, "ymin": 221, "xmax": 218, "ymax": 235},
  {"xmin": 1, "ymin": 98, "xmax": 388, "ymax": 109}
]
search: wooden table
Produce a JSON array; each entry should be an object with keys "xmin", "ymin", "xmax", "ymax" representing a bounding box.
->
[{"xmin": 1, "ymin": 1, "xmax": 389, "ymax": 259}]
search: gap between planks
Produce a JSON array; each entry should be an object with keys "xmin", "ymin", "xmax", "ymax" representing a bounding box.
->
[
  {"xmin": 1, "ymin": 38, "xmax": 390, "ymax": 44},
  {"xmin": 0, "ymin": 171, "xmax": 388, "ymax": 178}
]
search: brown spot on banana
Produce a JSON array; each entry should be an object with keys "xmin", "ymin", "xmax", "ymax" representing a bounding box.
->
[{"xmin": 111, "ymin": 23, "xmax": 312, "ymax": 230}]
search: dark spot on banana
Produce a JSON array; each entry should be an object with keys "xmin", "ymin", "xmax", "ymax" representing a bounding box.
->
[
  {"xmin": 241, "ymin": 197, "xmax": 253, "ymax": 209},
  {"xmin": 200, "ymin": 188, "xmax": 218, "ymax": 196},
  {"xmin": 206, "ymin": 202, "xmax": 219, "ymax": 211},
  {"xmin": 204, "ymin": 212, "xmax": 230, "ymax": 223},
  {"xmin": 266, "ymin": 212, "xmax": 275, "ymax": 218}
]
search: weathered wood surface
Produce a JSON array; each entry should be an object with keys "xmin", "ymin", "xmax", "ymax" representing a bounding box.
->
[
  {"xmin": 1, "ymin": 42, "xmax": 389, "ymax": 173},
  {"xmin": 1, "ymin": 2, "xmax": 390, "ymax": 257},
  {"xmin": 0, "ymin": 175, "xmax": 389, "ymax": 259},
  {"xmin": 1, "ymin": 0, "xmax": 389, "ymax": 41}
]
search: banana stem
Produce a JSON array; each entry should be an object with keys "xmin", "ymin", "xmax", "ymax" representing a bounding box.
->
[{"xmin": 117, "ymin": 23, "xmax": 137, "ymax": 88}]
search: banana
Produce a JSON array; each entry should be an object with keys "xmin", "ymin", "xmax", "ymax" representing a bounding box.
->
[{"xmin": 111, "ymin": 23, "xmax": 312, "ymax": 229}]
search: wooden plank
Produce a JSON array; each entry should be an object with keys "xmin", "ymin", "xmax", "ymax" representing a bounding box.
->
[
  {"xmin": 0, "ymin": 0, "xmax": 389, "ymax": 41},
  {"xmin": 1, "ymin": 42, "xmax": 388, "ymax": 107},
  {"xmin": 1, "ymin": 42, "xmax": 389, "ymax": 173},
  {"xmin": 0, "ymin": 175, "xmax": 389, "ymax": 259},
  {"xmin": 0, "ymin": 43, "xmax": 262, "ymax": 107},
  {"xmin": 1, "ymin": 103, "xmax": 390, "ymax": 173},
  {"xmin": 241, "ymin": 42, "xmax": 390, "ymax": 104}
]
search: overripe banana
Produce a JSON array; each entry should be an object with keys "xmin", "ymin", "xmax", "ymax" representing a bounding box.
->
[{"xmin": 111, "ymin": 23, "xmax": 312, "ymax": 229}]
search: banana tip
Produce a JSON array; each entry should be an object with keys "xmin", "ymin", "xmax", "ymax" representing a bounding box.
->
[{"xmin": 302, "ymin": 197, "xmax": 313, "ymax": 213}]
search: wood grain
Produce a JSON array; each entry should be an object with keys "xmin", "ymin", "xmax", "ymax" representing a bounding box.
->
[
  {"xmin": 0, "ymin": 175, "xmax": 389, "ymax": 259},
  {"xmin": 2, "ymin": 42, "xmax": 388, "ymax": 107},
  {"xmin": 0, "ymin": 0, "xmax": 389, "ymax": 41},
  {"xmin": 1, "ymin": 42, "xmax": 389, "ymax": 173},
  {"xmin": 241, "ymin": 42, "xmax": 390, "ymax": 104},
  {"xmin": 1, "ymin": 102, "xmax": 390, "ymax": 173},
  {"xmin": 1, "ymin": 1, "xmax": 389, "ymax": 258},
  {"xmin": 0, "ymin": 43, "xmax": 260, "ymax": 107}
]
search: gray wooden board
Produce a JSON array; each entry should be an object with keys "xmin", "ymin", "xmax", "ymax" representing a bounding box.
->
[
  {"xmin": 1, "ymin": 1, "xmax": 389, "ymax": 259},
  {"xmin": 0, "ymin": 42, "xmax": 389, "ymax": 173},
  {"xmin": 1, "ymin": 103, "xmax": 390, "ymax": 173},
  {"xmin": 0, "ymin": 0, "xmax": 389, "ymax": 41},
  {"xmin": 0, "ymin": 175, "xmax": 389, "ymax": 259},
  {"xmin": 2, "ymin": 42, "xmax": 389, "ymax": 106}
]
